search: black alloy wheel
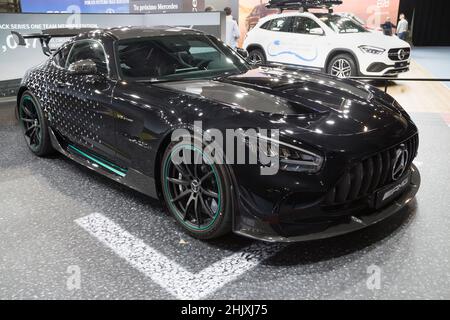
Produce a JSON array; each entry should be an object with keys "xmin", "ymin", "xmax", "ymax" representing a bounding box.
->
[
  {"xmin": 161, "ymin": 141, "xmax": 232, "ymax": 239},
  {"xmin": 19, "ymin": 91, "xmax": 53, "ymax": 156}
]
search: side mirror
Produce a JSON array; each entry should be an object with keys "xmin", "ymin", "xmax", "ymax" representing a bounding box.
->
[
  {"xmin": 236, "ymin": 48, "xmax": 249, "ymax": 59},
  {"xmin": 310, "ymin": 28, "xmax": 325, "ymax": 36},
  {"xmin": 68, "ymin": 59, "xmax": 97, "ymax": 75}
]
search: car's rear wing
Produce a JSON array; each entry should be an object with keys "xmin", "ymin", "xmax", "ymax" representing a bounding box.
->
[
  {"xmin": 11, "ymin": 28, "xmax": 94, "ymax": 56},
  {"xmin": 266, "ymin": 0, "xmax": 343, "ymax": 12}
]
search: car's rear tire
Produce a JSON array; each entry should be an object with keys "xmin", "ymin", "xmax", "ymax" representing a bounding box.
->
[
  {"xmin": 248, "ymin": 48, "xmax": 266, "ymax": 65},
  {"xmin": 160, "ymin": 139, "xmax": 233, "ymax": 240},
  {"xmin": 18, "ymin": 91, "xmax": 54, "ymax": 157},
  {"xmin": 327, "ymin": 54, "xmax": 358, "ymax": 78}
]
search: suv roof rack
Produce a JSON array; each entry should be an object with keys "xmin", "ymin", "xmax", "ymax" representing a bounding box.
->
[{"xmin": 266, "ymin": 0, "xmax": 343, "ymax": 13}]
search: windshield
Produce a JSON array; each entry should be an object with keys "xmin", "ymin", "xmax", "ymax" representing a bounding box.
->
[
  {"xmin": 316, "ymin": 14, "xmax": 369, "ymax": 33},
  {"xmin": 115, "ymin": 34, "xmax": 250, "ymax": 82}
]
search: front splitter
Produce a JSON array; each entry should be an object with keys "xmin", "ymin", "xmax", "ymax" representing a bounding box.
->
[{"xmin": 235, "ymin": 164, "xmax": 421, "ymax": 243}]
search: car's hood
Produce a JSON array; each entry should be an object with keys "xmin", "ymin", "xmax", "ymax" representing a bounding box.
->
[
  {"xmin": 155, "ymin": 67, "xmax": 408, "ymax": 136},
  {"xmin": 338, "ymin": 32, "xmax": 410, "ymax": 49}
]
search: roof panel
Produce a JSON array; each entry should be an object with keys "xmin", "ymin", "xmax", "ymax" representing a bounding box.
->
[{"xmin": 104, "ymin": 26, "xmax": 205, "ymax": 39}]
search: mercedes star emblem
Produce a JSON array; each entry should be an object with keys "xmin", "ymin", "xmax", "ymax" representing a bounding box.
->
[
  {"xmin": 392, "ymin": 144, "xmax": 409, "ymax": 181},
  {"xmin": 398, "ymin": 49, "xmax": 407, "ymax": 60}
]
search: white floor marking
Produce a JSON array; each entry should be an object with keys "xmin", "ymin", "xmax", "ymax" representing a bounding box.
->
[{"xmin": 75, "ymin": 213, "xmax": 285, "ymax": 299}]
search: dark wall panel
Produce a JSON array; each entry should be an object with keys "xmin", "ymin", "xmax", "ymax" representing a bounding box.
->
[{"xmin": 399, "ymin": 0, "xmax": 450, "ymax": 46}]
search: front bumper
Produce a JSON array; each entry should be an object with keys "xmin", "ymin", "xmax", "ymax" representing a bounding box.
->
[
  {"xmin": 234, "ymin": 164, "xmax": 420, "ymax": 242},
  {"xmin": 358, "ymin": 49, "xmax": 411, "ymax": 76},
  {"xmin": 366, "ymin": 61, "xmax": 410, "ymax": 75}
]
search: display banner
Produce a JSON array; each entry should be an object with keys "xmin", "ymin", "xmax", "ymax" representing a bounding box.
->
[
  {"xmin": 20, "ymin": 0, "xmax": 212, "ymax": 14},
  {"xmin": 0, "ymin": 11, "xmax": 224, "ymax": 96},
  {"xmin": 19, "ymin": 0, "xmax": 237, "ymax": 18},
  {"xmin": 20, "ymin": 0, "xmax": 131, "ymax": 14},
  {"xmin": 129, "ymin": 0, "xmax": 206, "ymax": 13},
  {"xmin": 239, "ymin": 0, "xmax": 401, "ymax": 46}
]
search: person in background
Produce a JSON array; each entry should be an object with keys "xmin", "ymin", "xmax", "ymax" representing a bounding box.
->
[
  {"xmin": 205, "ymin": 6, "xmax": 214, "ymax": 12},
  {"xmin": 224, "ymin": 7, "xmax": 240, "ymax": 49},
  {"xmin": 381, "ymin": 17, "xmax": 396, "ymax": 36},
  {"xmin": 397, "ymin": 13, "xmax": 409, "ymax": 40}
]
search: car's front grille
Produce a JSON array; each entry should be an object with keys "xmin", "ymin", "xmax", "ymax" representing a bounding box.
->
[
  {"xmin": 324, "ymin": 134, "xmax": 418, "ymax": 206},
  {"xmin": 388, "ymin": 48, "xmax": 411, "ymax": 61}
]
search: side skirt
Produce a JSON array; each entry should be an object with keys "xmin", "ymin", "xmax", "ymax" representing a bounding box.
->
[{"xmin": 48, "ymin": 127, "xmax": 158, "ymax": 199}]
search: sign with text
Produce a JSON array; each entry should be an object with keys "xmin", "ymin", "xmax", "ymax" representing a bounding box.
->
[
  {"xmin": 20, "ymin": 0, "xmax": 131, "ymax": 13},
  {"xmin": 20, "ymin": 0, "xmax": 206, "ymax": 14},
  {"xmin": 129, "ymin": 0, "xmax": 205, "ymax": 13}
]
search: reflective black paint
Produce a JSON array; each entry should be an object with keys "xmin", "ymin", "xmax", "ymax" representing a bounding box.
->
[{"xmin": 17, "ymin": 27, "xmax": 420, "ymax": 241}]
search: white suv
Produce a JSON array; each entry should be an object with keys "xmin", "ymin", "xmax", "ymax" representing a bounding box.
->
[{"xmin": 243, "ymin": 12, "xmax": 411, "ymax": 78}]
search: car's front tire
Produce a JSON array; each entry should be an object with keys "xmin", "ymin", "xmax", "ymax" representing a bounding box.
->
[
  {"xmin": 327, "ymin": 54, "xmax": 358, "ymax": 78},
  {"xmin": 160, "ymin": 140, "xmax": 233, "ymax": 240},
  {"xmin": 18, "ymin": 91, "xmax": 54, "ymax": 156},
  {"xmin": 248, "ymin": 48, "xmax": 266, "ymax": 65}
]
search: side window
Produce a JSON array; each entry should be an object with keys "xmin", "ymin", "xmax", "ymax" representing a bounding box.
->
[
  {"xmin": 53, "ymin": 43, "xmax": 72, "ymax": 68},
  {"xmin": 66, "ymin": 40, "xmax": 108, "ymax": 75},
  {"xmin": 292, "ymin": 17, "xmax": 323, "ymax": 35},
  {"xmin": 260, "ymin": 20, "xmax": 271, "ymax": 30},
  {"xmin": 335, "ymin": 20, "xmax": 362, "ymax": 33},
  {"xmin": 267, "ymin": 17, "xmax": 293, "ymax": 32}
]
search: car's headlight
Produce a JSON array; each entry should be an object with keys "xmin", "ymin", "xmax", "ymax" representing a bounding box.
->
[
  {"xmin": 278, "ymin": 145, "xmax": 323, "ymax": 173},
  {"xmin": 359, "ymin": 45, "xmax": 386, "ymax": 55},
  {"xmin": 257, "ymin": 135, "xmax": 324, "ymax": 173}
]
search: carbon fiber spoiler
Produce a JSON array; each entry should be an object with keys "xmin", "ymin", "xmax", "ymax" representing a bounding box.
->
[{"xmin": 11, "ymin": 28, "xmax": 94, "ymax": 56}]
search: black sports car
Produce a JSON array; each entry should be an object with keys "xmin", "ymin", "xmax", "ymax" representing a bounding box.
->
[{"xmin": 13, "ymin": 26, "xmax": 420, "ymax": 242}]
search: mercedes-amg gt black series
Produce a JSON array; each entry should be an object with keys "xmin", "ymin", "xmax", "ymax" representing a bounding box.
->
[{"xmin": 13, "ymin": 26, "xmax": 420, "ymax": 242}]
